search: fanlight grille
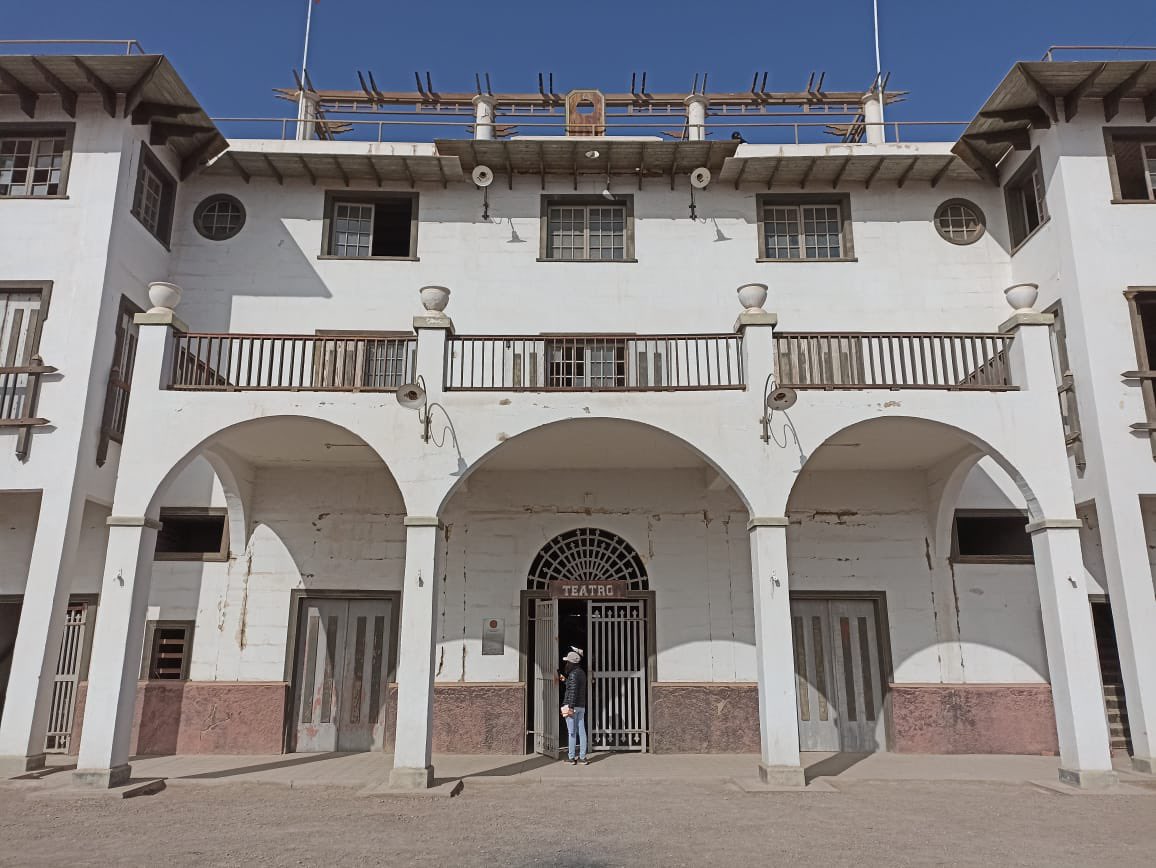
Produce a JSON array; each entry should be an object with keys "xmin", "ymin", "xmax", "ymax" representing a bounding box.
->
[{"xmin": 528, "ymin": 528, "xmax": 648, "ymax": 591}]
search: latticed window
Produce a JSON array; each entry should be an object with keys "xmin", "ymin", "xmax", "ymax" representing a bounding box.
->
[
  {"xmin": 325, "ymin": 194, "xmax": 416, "ymax": 258},
  {"xmin": 331, "ymin": 202, "xmax": 374, "ymax": 257},
  {"xmin": 0, "ymin": 129, "xmax": 68, "ymax": 197},
  {"xmin": 1005, "ymin": 150, "xmax": 1049, "ymax": 250},
  {"xmin": 131, "ymin": 144, "xmax": 176, "ymax": 245},
  {"xmin": 142, "ymin": 622, "xmax": 194, "ymax": 680},
  {"xmin": 544, "ymin": 199, "xmax": 629, "ymax": 260},
  {"xmin": 527, "ymin": 528, "xmax": 648, "ymax": 591},
  {"xmin": 760, "ymin": 196, "xmax": 849, "ymax": 260},
  {"xmin": 934, "ymin": 199, "xmax": 986, "ymax": 245},
  {"xmin": 194, "ymin": 194, "xmax": 246, "ymax": 240},
  {"xmin": 545, "ymin": 340, "xmax": 626, "ymax": 388}
]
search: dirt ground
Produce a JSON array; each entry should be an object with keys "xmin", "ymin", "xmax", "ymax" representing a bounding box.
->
[{"xmin": 1, "ymin": 778, "xmax": 1154, "ymax": 867}]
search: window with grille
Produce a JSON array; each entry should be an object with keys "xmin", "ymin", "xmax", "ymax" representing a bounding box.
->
[
  {"xmin": 142, "ymin": 622, "xmax": 194, "ymax": 680},
  {"xmin": 527, "ymin": 528, "xmax": 648, "ymax": 591},
  {"xmin": 154, "ymin": 508, "xmax": 228, "ymax": 562},
  {"xmin": 541, "ymin": 196, "xmax": 633, "ymax": 261},
  {"xmin": 131, "ymin": 144, "xmax": 177, "ymax": 246},
  {"xmin": 758, "ymin": 194, "xmax": 852, "ymax": 261},
  {"xmin": 934, "ymin": 199, "xmax": 986, "ymax": 245},
  {"xmin": 1105, "ymin": 130, "xmax": 1156, "ymax": 202},
  {"xmin": 1004, "ymin": 150, "xmax": 1049, "ymax": 251},
  {"xmin": 194, "ymin": 194, "xmax": 245, "ymax": 240},
  {"xmin": 323, "ymin": 192, "xmax": 417, "ymax": 258},
  {"xmin": 0, "ymin": 125, "xmax": 72, "ymax": 197}
]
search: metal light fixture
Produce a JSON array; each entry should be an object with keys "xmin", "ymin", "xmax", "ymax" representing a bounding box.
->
[
  {"xmin": 395, "ymin": 376, "xmax": 434, "ymax": 442},
  {"xmin": 760, "ymin": 372, "xmax": 798, "ymax": 443}
]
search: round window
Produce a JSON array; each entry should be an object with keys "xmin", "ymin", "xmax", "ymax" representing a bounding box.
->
[
  {"xmin": 934, "ymin": 199, "xmax": 986, "ymax": 245},
  {"xmin": 194, "ymin": 194, "xmax": 245, "ymax": 241}
]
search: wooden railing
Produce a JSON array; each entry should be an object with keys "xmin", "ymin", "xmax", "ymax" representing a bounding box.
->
[
  {"xmin": 774, "ymin": 333, "xmax": 1015, "ymax": 390},
  {"xmin": 170, "ymin": 334, "xmax": 417, "ymax": 391},
  {"xmin": 1, "ymin": 357, "xmax": 56, "ymax": 458},
  {"xmin": 444, "ymin": 334, "xmax": 745, "ymax": 391}
]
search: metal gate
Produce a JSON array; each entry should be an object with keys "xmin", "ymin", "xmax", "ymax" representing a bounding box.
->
[
  {"xmin": 293, "ymin": 598, "xmax": 392, "ymax": 752},
  {"xmin": 587, "ymin": 601, "xmax": 648, "ymax": 752},
  {"xmin": 44, "ymin": 601, "xmax": 91, "ymax": 753},
  {"xmin": 792, "ymin": 598, "xmax": 885, "ymax": 752},
  {"xmin": 532, "ymin": 599, "xmax": 560, "ymax": 756}
]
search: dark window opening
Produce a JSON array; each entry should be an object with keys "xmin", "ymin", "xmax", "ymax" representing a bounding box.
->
[
  {"xmin": 952, "ymin": 512, "xmax": 1033, "ymax": 562},
  {"xmin": 1004, "ymin": 150, "xmax": 1049, "ymax": 251},
  {"xmin": 1106, "ymin": 131, "xmax": 1156, "ymax": 201},
  {"xmin": 1135, "ymin": 295, "xmax": 1156, "ymax": 369},
  {"xmin": 325, "ymin": 193, "xmax": 417, "ymax": 259},
  {"xmin": 155, "ymin": 509, "xmax": 228, "ymax": 561},
  {"xmin": 143, "ymin": 622, "xmax": 193, "ymax": 680}
]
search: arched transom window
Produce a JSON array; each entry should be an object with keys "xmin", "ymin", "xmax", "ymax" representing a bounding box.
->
[{"xmin": 527, "ymin": 528, "xmax": 648, "ymax": 591}]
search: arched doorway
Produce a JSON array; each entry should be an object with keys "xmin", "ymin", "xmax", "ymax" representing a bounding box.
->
[{"xmin": 526, "ymin": 528, "xmax": 653, "ymax": 757}]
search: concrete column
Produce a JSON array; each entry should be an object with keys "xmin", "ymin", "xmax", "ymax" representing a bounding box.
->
[
  {"xmin": 862, "ymin": 91, "xmax": 885, "ymax": 144},
  {"xmin": 1086, "ymin": 492, "xmax": 1156, "ymax": 772},
  {"xmin": 748, "ymin": 519, "xmax": 805, "ymax": 786},
  {"xmin": 73, "ymin": 518, "xmax": 159, "ymax": 787},
  {"xmin": 0, "ymin": 487, "xmax": 84, "ymax": 776},
  {"xmin": 472, "ymin": 95, "xmax": 496, "ymax": 141},
  {"xmin": 390, "ymin": 517, "xmax": 444, "ymax": 789},
  {"xmin": 1028, "ymin": 521, "xmax": 1117, "ymax": 787},
  {"xmin": 295, "ymin": 91, "xmax": 319, "ymax": 141},
  {"xmin": 684, "ymin": 94, "xmax": 709, "ymax": 142}
]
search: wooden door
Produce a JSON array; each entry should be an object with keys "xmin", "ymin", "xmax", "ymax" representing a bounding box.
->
[{"xmin": 791, "ymin": 599, "xmax": 841, "ymax": 751}]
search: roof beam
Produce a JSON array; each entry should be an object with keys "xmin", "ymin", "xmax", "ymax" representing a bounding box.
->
[
  {"xmin": 73, "ymin": 58, "xmax": 116, "ymax": 117},
  {"xmin": 831, "ymin": 156, "xmax": 851, "ymax": 189},
  {"xmin": 29, "ymin": 58, "xmax": 76, "ymax": 118},
  {"xmin": 0, "ymin": 62, "xmax": 38, "ymax": 118},
  {"xmin": 297, "ymin": 154, "xmax": 316, "ymax": 186},
  {"xmin": 896, "ymin": 157, "xmax": 918, "ymax": 188},
  {"xmin": 226, "ymin": 151, "xmax": 250, "ymax": 184},
  {"xmin": 952, "ymin": 138, "xmax": 999, "ymax": 186},
  {"xmin": 332, "ymin": 155, "xmax": 349, "ymax": 187},
  {"xmin": 179, "ymin": 133, "xmax": 227, "ymax": 180},
  {"xmin": 1063, "ymin": 63, "xmax": 1107, "ymax": 122},
  {"xmin": 864, "ymin": 157, "xmax": 885, "ymax": 190},
  {"xmin": 798, "ymin": 156, "xmax": 816, "ymax": 190},
  {"xmin": 123, "ymin": 56, "xmax": 164, "ymax": 118},
  {"xmin": 400, "ymin": 155, "xmax": 416, "ymax": 189},
  {"xmin": 963, "ymin": 127, "xmax": 1031, "ymax": 151},
  {"xmin": 731, "ymin": 158, "xmax": 748, "ymax": 190},
  {"xmin": 978, "ymin": 106, "xmax": 1051, "ymax": 130},
  {"xmin": 765, "ymin": 158, "xmax": 781, "ymax": 190},
  {"xmin": 150, "ymin": 122, "xmax": 216, "ymax": 146},
  {"xmin": 262, "ymin": 153, "xmax": 284, "ymax": 185},
  {"xmin": 929, "ymin": 157, "xmax": 953, "ymax": 188},
  {"xmin": 1017, "ymin": 64, "xmax": 1058, "ymax": 123},
  {"xmin": 365, "ymin": 155, "xmax": 383, "ymax": 187},
  {"xmin": 131, "ymin": 101, "xmax": 199, "ymax": 126},
  {"xmin": 1104, "ymin": 62, "xmax": 1151, "ymax": 122}
]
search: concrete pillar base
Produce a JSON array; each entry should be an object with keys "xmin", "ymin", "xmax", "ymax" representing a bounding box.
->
[
  {"xmin": 389, "ymin": 766, "xmax": 434, "ymax": 790},
  {"xmin": 758, "ymin": 763, "xmax": 806, "ymax": 787},
  {"xmin": 1058, "ymin": 767, "xmax": 1119, "ymax": 789},
  {"xmin": 0, "ymin": 753, "xmax": 46, "ymax": 778},
  {"xmin": 1132, "ymin": 756, "xmax": 1155, "ymax": 775},
  {"xmin": 73, "ymin": 764, "xmax": 132, "ymax": 789}
]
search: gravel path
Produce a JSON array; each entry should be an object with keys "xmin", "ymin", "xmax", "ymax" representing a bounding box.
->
[{"xmin": 1, "ymin": 778, "xmax": 1153, "ymax": 867}]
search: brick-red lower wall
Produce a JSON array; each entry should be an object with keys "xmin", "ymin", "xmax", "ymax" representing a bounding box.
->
[
  {"xmin": 890, "ymin": 683, "xmax": 1059, "ymax": 755},
  {"xmin": 71, "ymin": 681, "xmax": 288, "ymax": 756},
  {"xmin": 651, "ymin": 683, "xmax": 760, "ymax": 753},
  {"xmin": 384, "ymin": 683, "xmax": 526, "ymax": 754}
]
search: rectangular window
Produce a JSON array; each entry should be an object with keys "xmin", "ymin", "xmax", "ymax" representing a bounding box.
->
[
  {"xmin": 757, "ymin": 194, "xmax": 853, "ymax": 261},
  {"xmin": 1105, "ymin": 130, "xmax": 1156, "ymax": 202},
  {"xmin": 1125, "ymin": 288, "xmax": 1156, "ymax": 460},
  {"xmin": 131, "ymin": 144, "xmax": 177, "ymax": 246},
  {"xmin": 311, "ymin": 330, "xmax": 415, "ymax": 389},
  {"xmin": 1004, "ymin": 150, "xmax": 1049, "ymax": 251},
  {"xmin": 540, "ymin": 196, "xmax": 634, "ymax": 261},
  {"xmin": 0, "ymin": 125, "xmax": 73, "ymax": 197},
  {"xmin": 155, "ymin": 508, "xmax": 228, "ymax": 562},
  {"xmin": 545, "ymin": 339, "xmax": 627, "ymax": 388},
  {"xmin": 951, "ymin": 511, "xmax": 1034, "ymax": 563},
  {"xmin": 141, "ymin": 622, "xmax": 194, "ymax": 680},
  {"xmin": 323, "ymin": 192, "xmax": 417, "ymax": 259},
  {"xmin": 97, "ymin": 297, "xmax": 142, "ymax": 466}
]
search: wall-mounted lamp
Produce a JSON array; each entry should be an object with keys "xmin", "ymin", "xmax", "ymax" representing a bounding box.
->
[{"xmin": 761, "ymin": 373, "xmax": 798, "ymax": 444}]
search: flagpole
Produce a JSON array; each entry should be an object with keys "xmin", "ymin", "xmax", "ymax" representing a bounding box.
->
[{"xmin": 296, "ymin": 0, "xmax": 316, "ymax": 140}]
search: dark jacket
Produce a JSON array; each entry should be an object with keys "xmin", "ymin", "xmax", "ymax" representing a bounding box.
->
[{"xmin": 563, "ymin": 667, "xmax": 587, "ymax": 709}]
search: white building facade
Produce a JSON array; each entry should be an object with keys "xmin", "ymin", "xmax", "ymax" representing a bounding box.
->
[{"xmin": 0, "ymin": 46, "xmax": 1154, "ymax": 789}]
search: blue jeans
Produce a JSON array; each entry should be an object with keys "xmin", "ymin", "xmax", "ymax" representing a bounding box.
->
[{"xmin": 565, "ymin": 707, "xmax": 587, "ymax": 760}]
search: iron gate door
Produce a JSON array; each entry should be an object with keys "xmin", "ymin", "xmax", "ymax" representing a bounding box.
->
[
  {"xmin": 587, "ymin": 600, "xmax": 648, "ymax": 752},
  {"xmin": 44, "ymin": 600, "xmax": 91, "ymax": 752},
  {"xmin": 791, "ymin": 598, "xmax": 885, "ymax": 752},
  {"xmin": 294, "ymin": 598, "xmax": 392, "ymax": 752},
  {"xmin": 533, "ymin": 599, "xmax": 560, "ymax": 756}
]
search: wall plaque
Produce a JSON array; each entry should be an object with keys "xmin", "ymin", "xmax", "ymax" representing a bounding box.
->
[
  {"xmin": 481, "ymin": 618, "xmax": 504, "ymax": 655},
  {"xmin": 549, "ymin": 580, "xmax": 627, "ymax": 600}
]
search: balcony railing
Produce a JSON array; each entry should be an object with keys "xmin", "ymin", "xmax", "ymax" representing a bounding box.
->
[
  {"xmin": 1, "ymin": 358, "xmax": 55, "ymax": 458},
  {"xmin": 169, "ymin": 333, "xmax": 416, "ymax": 391},
  {"xmin": 444, "ymin": 334, "xmax": 745, "ymax": 392},
  {"xmin": 774, "ymin": 333, "xmax": 1015, "ymax": 391}
]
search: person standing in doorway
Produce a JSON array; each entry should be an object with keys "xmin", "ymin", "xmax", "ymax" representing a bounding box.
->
[{"xmin": 560, "ymin": 649, "xmax": 588, "ymax": 765}]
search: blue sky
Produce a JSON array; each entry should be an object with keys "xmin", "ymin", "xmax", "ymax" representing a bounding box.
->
[{"xmin": 4, "ymin": 1, "xmax": 1154, "ymax": 125}]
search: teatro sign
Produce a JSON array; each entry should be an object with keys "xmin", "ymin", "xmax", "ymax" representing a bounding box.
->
[{"xmin": 548, "ymin": 580, "xmax": 627, "ymax": 600}]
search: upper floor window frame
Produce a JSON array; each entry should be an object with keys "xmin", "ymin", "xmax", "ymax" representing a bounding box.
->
[
  {"xmin": 0, "ymin": 122, "xmax": 75, "ymax": 199},
  {"xmin": 1004, "ymin": 148, "xmax": 1049, "ymax": 254},
  {"xmin": 130, "ymin": 142, "xmax": 177, "ymax": 248},
  {"xmin": 1104, "ymin": 128, "xmax": 1156, "ymax": 203},
  {"xmin": 320, "ymin": 190, "xmax": 419, "ymax": 261},
  {"xmin": 756, "ymin": 193, "xmax": 856, "ymax": 263},
  {"xmin": 539, "ymin": 194, "xmax": 636, "ymax": 263}
]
